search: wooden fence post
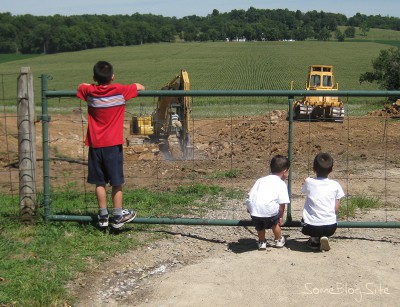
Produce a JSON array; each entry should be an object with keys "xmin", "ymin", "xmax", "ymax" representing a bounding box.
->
[{"xmin": 17, "ymin": 67, "xmax": 37, "ymax": 222}]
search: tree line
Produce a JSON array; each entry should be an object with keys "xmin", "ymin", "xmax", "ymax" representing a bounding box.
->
[{"xmin": 0, "ymin": 8, "xmax": 400, "ymax": 54}]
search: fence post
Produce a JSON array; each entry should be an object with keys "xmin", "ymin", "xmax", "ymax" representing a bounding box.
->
[{"xmin": 17, "ymin": 67, "xmax": 37, "ymax": 222}]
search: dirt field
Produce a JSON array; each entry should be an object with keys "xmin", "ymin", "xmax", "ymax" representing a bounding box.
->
[{"xmin": 2, "ymin": 110, "xmax": 400, "ymax": 305}]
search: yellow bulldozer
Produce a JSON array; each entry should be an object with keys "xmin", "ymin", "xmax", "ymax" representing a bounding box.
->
[
  {"xmin": 130, "ymin": 70, "xmax": 193, "ymax": 159},
  {"xmin": 291, "ymin": 65, "xmax": 344, "ymax": 122}
]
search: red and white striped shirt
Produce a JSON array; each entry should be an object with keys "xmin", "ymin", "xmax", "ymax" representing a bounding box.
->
[{"xmin": 77, "ymin": 83, "xmax": 138, "ymax": 148}]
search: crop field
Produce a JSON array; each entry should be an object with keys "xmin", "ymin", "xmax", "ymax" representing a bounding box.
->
[{"xmin": 0, "ymin": 40, "xmax": 394, "ymax": 111}]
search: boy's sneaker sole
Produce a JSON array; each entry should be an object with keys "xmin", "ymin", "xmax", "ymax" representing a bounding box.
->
[
  {"xmin": 320, "ymin": 236, "xmax": 330, "ymax": 251},
  {"xmin": 111, "ymin": 210, "xmax": 137, "ymax": 229}
]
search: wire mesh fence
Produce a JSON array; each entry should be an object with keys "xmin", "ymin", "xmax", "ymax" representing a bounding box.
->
[
  {"xmin": 0, "ymin": 72, "xmax": 21, "ymax": 215},
  {"xmin": 2, "ymin": 72, "xmax": 400, "ymax": 226},
  {"xmin": 40, "ymin": 92, "xmax": 400, "ymax": 225}
]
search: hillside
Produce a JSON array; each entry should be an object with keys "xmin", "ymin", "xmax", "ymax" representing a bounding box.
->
[{"xmin": 0, "ymin": 39, "xmax": 397, "ymax": 113}]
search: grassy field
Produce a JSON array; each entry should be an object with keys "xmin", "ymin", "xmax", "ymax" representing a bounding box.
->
[
  {"xmin": 0, "ymin": 39, "xmax": 396, "ymax": 117},
  {"xmin": 0, "ymin": 40, "xmax": 391, "ymax": 91},
  {"xmin": 0, "ymin": 54, "xmax": 40, "ymax": 64},
  {"xmin": 0, "ymin": 185, "xmax": 229, "ymax": 305}
]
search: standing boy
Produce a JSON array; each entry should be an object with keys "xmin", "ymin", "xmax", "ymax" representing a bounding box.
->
[
  {"xmin": 246, "ymin": 155, "xmax": 290, "ymax": 250},
  {"xmin": 77, "ymin": 61, "xmax": 145, "ymax": 229},
  {"xmin": 301, "ymin": 152, "xmax": 345, "ymax": 251}
]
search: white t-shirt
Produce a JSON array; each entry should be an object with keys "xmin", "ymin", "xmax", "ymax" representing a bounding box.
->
[
  {"xmin": 246, "ymin": 174, "xmax": 290, "ymax": 217},
  {"xmin": 302, "ymin": 177, "xmax": 345, "ymax": 226}
]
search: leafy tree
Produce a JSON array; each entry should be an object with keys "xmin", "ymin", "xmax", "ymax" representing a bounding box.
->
[
  {"xmin": 334, "ymin": 29, "xmax": 345, "ymax": 42},
  {"xmin": 33, "ymin": 23, "xmax": 51, "ymax": 53},
  {"xmin": 359, "ymin": 47, "xmax": 400, "ymax": 100},
  {"xmin": 243, "ymin": 24, "xmax": 256, "ymax": 40},
  {"xmin": 207, "ymin": 28, "xmax": 220, "ymax": 41},
  {"xmin": 0, "ymin": 23, "xmax": 18, "ymax": 52},
  {"xmin": 160, "ymin": 24, "xmax": 176, "ymax": 42},
  {"xmin": 315, "ymin": 27, "xmax": 331, "ymax": 41},
  {"xmin": 360, "ymin": 22, "xmax": 370, "ymax": 36},
  {"xmin": 344, "ymin": 26, "xmax": 356, "ymax": 38},
  {"xmin": 0, "ymin": 9, "xmax": 399, "ymax": 54},
  {"xmin": 183, "ymin": 24, "xmax": 198, "ymax": 41},
  {"xmin": 347, "ymin": 12, "xmax": 367, "ymax": 27},
  {"xmin": 292, "ymin": 27, "xmax": 309, "ymax": 41},
  {"xmin": 264, "ymin": 27, "xmax": 281, "ymax": 41},
  {"xmin": 198, "ymin": 32, "xmax": 209, "ymax": 42}
]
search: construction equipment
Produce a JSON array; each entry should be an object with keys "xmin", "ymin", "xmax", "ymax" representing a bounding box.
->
[
  {"xmin": 291, "ymin": 65, "xmax": 344, "ymax": 122},
  {"xmin": 130, "ymin": 70, "xmax": 193, "ymax": 159}
]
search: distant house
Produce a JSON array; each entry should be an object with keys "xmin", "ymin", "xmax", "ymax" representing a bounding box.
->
[{"xmin": 226, "ymin": 37, "xmax": 247, "ymax": 42}]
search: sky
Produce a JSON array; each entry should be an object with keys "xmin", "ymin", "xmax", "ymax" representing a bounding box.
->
[{"xmin": 2, "ymin": 0, "xmax": 400, "ymax": 18}]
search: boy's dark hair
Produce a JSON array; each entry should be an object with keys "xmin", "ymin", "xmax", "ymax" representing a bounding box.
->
[
  {"xmin": 270, "ymin": 155, "xmax": 290, "ymax": 174},
  {"xmin": 93, "ymin": 61, "xmax": 113, "ymax": 84},
  {"xmin": 313, "ymin": 152, "xmax": 333, "ymax": 177}
]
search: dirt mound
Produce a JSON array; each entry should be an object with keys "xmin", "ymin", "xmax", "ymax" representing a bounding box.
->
[{"xmin": 368, "ymin": 104, "xmax": 400, "ymax": 117}]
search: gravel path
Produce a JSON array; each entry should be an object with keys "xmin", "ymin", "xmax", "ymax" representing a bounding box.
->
[{"xmin": 70, "ymin": 209, "xmax": 400, "ymax": 306}]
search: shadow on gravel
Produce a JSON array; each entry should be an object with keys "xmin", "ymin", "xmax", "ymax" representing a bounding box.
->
[
  {"xmin": 228, "ymin": 238, "xmax": 258, "ymax": 253},
  {"xmin": 285, "ymin": 237, "xmax": 316, "ymax": 253},
  {"xmin": 155, "ymin": 230, "xmax": 228, "ymax": 244},
  {"xmin": 334, "ymin": 235, "xmax": 400, "ymax": 244}
]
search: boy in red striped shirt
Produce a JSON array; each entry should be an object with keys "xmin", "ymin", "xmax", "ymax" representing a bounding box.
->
[{"xmin": 77, "ymin": 61, "xmax": 145, "ymax": 229}]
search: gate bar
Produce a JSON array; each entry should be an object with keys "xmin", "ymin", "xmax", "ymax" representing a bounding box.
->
[
  {"xmin": 46, "ymin": 215, "xmax": 400, "ymax": 228},
  {"xmin": 45, "ymin": 89, "xmax": 400, "ymax": 98}
]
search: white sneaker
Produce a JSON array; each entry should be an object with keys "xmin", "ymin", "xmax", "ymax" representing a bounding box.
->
[
  {"xmin": 111, "ymin": 209, "xmax": 137, "ymax": 229},
  {"xmin": 274, "ymin": 236, "xmax": 286, "ymax": 248},
  {"xmin": 258, "ymin": 240, "xmax": 267, "ymax": 250},
  {"xmin": 320, "ymin": 236, "xmax": 331, "ymax": 251},
  {"xmin": 97, "ymin": 214, "xmax": 109, "ymax": 227}
]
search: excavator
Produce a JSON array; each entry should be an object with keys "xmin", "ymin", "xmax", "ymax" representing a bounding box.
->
[
  {"xmin": 130, "ymin": 70, "xmax": 193, "ymax": 159},
  {"xmin": 291, "ymin": 65, "xmax": 345, "ymax": 122}
]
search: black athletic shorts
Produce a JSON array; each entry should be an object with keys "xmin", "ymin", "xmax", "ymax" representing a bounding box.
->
[
  {"xmin": 251, "ymin": 212, "xmax": 281, "ymax": 231},
  {"xmin": 87, "ymin": 145, "xmax": 124, "ymax": 186},
  {"xmin": 301, "ymin": 221, "xmax": 337, "ymax": 238}
]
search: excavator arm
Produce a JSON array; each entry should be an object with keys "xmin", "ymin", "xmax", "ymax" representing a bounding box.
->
[{"xmin": 131, "ymin": 70, "xmax": 192, "ymax": 159}]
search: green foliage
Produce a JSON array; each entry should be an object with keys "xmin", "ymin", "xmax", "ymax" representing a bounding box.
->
[
  {"xmin": 175, "ymin": 184, "xmax": 224, "ymax": 196},
  {"xmin": 335, "ymin": 29, "xmax": 345, "ymax": 42},
  {"xmin": 344, "ymin": 26, "xmax": 356, "ymax": 38},
  {"xmin": 338, "ymin": 195, "xmax": 381, "ymax": 218},
  {"xmin": 359, "ymin": 47, "xmax": 400, "ymax": 98},
  {"xmin": 207, "ymin": 169, "xmax": 241, "ymax": 179},
  {"xmin": 0, "ymin": 10, "xmax": 399, "ymax": 54}
]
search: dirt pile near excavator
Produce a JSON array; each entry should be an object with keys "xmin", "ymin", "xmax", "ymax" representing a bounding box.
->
[{"xmin": 368, "ymin": 104, "xmax": 400, "ymax": 117}]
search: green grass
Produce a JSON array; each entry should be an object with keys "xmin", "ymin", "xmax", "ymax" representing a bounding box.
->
[
  {"xmin": 0, "ymin": 184, "xmax": 232, "ymax": 306},
  {"xmin": 338, "ymin": 194, "xmax": 381, "ymax": 218},
  {"xmin": 0, "ymin": 54, "xmax": 40, "ymax": 64},
  {"xmin": 207, "ymin": 169, "xmax": 242, "ymax": 179}
]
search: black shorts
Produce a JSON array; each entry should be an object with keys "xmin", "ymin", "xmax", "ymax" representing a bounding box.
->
[
  {"xmin": 301, "ymin": 221, "xmax": 337, "ymax": 238},
  {"xmin": 251, "ymin": 212, "xmax": 281, "ymax": 231},
  {"xmin": 87, "ymin": 145, "xmax": 124, "ymax": 186}
]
